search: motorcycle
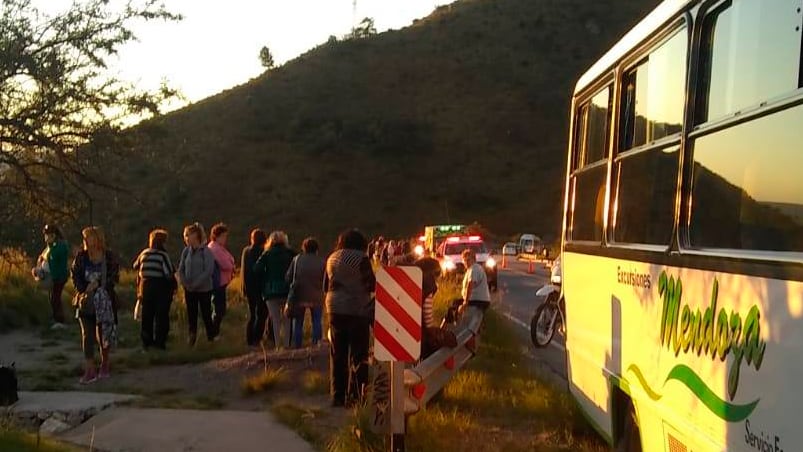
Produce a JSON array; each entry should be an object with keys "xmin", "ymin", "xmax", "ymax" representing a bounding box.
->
[{"xmin": 530, "ymin": 255, "xmax": 565, "ymax": 348}]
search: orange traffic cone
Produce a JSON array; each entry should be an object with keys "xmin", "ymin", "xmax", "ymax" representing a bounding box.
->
[
  {"xmin": 501, "ymin": 254, "xmax": 507, "ymax": 269},
  {"xmin": 527, "ymin": 258, "xmax": 535, "ymax": 274}
]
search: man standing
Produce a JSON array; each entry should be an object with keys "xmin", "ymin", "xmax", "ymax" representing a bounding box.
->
[{"xmin": 460, "ymin": 249, "xmax": 491, "ymax": 312}]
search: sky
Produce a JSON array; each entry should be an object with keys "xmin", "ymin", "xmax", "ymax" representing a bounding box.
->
[{"xmin": 36, "ymin": 0, "xmax": 452, "ymax": 107}]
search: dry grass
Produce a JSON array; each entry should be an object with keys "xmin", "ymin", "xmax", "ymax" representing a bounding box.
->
[
  {"xmin": 242, "ymin": 366, "xmax": 288, "ymax": 394},
  {"xmin": 302, "ymin": 370, "xmax": 328, "ymax": 396}
]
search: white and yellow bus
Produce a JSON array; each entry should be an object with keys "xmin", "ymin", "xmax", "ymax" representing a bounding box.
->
[{"xmin": 562, "ymin": 0, "xmax": 803, "ymax": 451}]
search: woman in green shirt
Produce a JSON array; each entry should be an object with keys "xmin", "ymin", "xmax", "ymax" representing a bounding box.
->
[{"xmin": 35, "ymin": 224, "xmax": 69, "ymax": 328}]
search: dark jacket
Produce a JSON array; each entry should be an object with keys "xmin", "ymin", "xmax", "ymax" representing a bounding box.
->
[
  {"xmin": 71, "ymin": 250, "xmax": 120, "ymax": 316},
  {"xmin": 240, "ymin": 245, "xmax": 264, "ymax": 296},
  {"xmin": 285, "ymin": 253, "xmax": 325, "ymax": 307},
  {"xmin": 324, "ymin": 249, "xmax": 375, "ymax": 318},
  {"xmin": 254, "ymin": 244, "xmax": 295, "ymax": 299}
]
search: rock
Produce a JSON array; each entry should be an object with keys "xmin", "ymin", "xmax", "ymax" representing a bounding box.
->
[{"xmin": 39, "ymin": 417, "xmax": 72, "ymax": 436}]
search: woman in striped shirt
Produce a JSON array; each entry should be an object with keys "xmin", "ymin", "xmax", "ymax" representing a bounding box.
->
[{"xmin": 133, "ymin": 229, "xmax": 177, "ymax": 351}]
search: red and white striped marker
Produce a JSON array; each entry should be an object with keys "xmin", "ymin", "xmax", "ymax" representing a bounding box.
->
[{"xmin": 374, "ymin": 266, "xmax": 422, "ymax": 362}]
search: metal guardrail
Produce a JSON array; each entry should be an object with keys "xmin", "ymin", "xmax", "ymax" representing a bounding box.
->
[{"xmin": 372, "ymin": 306, "xmax": 485, "ymax": 451}]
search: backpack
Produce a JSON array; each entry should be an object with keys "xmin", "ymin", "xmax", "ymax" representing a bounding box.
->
[{"xmin": 0, "ymin": 362, "xmax": 19, "ymax": 406}]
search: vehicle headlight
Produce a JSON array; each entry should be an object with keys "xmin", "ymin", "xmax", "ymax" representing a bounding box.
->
[
  {"xmin": 485, "ymin": 257, "xmax": 496, "ymax": 268},
  {"xmin": 442, "ymin": 259, "xmax": 456, "ymax": 271},
  {"xmin": 414, "ymin": 245, "xmax": 424, "ymax": 256}
]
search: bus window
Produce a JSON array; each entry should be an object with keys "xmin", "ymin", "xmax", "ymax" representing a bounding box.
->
[
  {"xmin": 611, "ymin": 146, "xmax": 679, "ymax": 245},
  {"xmin": 570, "ymin": 86, "xmax": 611, "ymax": 242},
  {"xmin": 696, "ymin": 0, "xmax": 803, "ymax": 124},
  {"xmin": 619, "ymin": 28, "xmax": 686, "ymax": 150},
  {"xmin": 580, "ymin": 88, "xmax": 611, "ymax": 166},
  {"xmin": 690, "ymin": 103, "xmax": 803, "ymax": 253}
]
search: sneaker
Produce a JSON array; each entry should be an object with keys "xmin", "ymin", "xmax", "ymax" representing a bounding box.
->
[
  {"xmin": 97, "ymin": 369, "xmax": 111, "ymax": 380},
  {"xmin": 50, "ymin": 322, "xmax": 66, "ymax": 330}
]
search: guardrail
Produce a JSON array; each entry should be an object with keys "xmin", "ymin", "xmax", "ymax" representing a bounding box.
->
[{"xmin": 371, "ymin": 306, "xmax": 485, "ymax": 452}]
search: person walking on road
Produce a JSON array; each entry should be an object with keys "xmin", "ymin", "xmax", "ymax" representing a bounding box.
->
[
  {"xmin": 325, "ymin": 229, "xmax": 375, "ymax": 407},
  {"xmin": 177, "ymin": 223, "xmax": 216, "ymax": 346},
  {"xmin": 459, "ymin": 249, "xmax": 491, "ymax": 313},
  {"xmin": 71, "ymin": 227, "xmax": 119, "ymax": 384},
  {"xmin": 254, "ymin": 231, "xmax": 295, "ymax": 349},
  {"xmin": 33, "ymin": 224, "xmax": 70, "ymax": 329},
  {"xmin": 242, "ymin": 228, "xmax": 268, "ymax": 347},
  {"xmin": 133, "ymin": 229, "xmax": 177, "ymax": 351},
  {"xmin": 285, "ymin": 237, "xmax": 325, "ymax": 348},
  {"xmin": 207, "ymin": 223, "xmax": 235, "ymax": 337}
]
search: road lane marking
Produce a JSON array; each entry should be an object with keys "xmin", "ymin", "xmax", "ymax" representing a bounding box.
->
[{"xmin": 498, "ymin": 311, "xmax": 566, "ymax": 352}]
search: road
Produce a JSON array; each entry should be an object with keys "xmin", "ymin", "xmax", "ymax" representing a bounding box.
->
[{"xmin": 494, "ymin": 256, "xmax": 568, "ymax": 383}]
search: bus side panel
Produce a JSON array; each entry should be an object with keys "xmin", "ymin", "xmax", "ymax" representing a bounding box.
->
[{"xmin": 564, "ymin": 251, "xmax": 803, "ymax": 452}]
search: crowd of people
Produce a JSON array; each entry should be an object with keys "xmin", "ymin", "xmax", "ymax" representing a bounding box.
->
[{"xmin": 30, "ymin": 223, "xmax": 491, "ymax": 407}]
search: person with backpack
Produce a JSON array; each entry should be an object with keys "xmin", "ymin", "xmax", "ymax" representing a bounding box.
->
[
  {"xmin": 253, "ymin": 231, "xmax": 295, "ymax": 349},
  {"xmin": 133, "ymin": 229, "xmax": 177, "ymax": 351},
  {"xmin": 32, "ymin": 224, "xmax": 70, "ymax": 329},
  {"xmin": 285, "ymin": 237, "xmax": 325, "ymax": 348},
  {"xmin": 207, "ymin": 223, "xmax": 235, "ymax": 337},
  {"xmin": 71, "ymin": 227, "xmax": 120, "ymax": 384},
  {"xmin": 177, "ymin": 222, "xmax": 216, "ymax": 346}
]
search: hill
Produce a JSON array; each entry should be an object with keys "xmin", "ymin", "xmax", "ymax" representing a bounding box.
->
[{"xmin": 84, "ymin": 0, "xmax": 659, "ymax": 258}]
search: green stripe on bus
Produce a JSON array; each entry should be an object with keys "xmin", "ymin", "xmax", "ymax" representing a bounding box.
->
[{"xmin": 627, "ymin": 364, "xmax": 759, "ymax": 422}]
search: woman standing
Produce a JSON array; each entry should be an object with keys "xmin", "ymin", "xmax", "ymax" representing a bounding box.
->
[
  {"xmin": 241, "ymin": 228, "xmax": 267, "ymax": 347},
  {"xmin": 285, "ymin": 237, "xmax": 325, "ymax": 348},
  {"xmin": 325, "ymin": 229, "xmax": 375, "ymax": 407},
  {"xmin": 177, "ymin": 223, "xmax": 216, "ymax": 346},
  {"xmin": 33, "ymin": 224, "xmax": 69, "ymax": 329},
  {"xmin": 254, "ymin": 231, "xmax": 295, "ymax": 349},
  {"xmin": 133, "ymin": 229, "xmax": 177, "ymax": 351},
  {"xmin": 71, "ymin": 227, "xmax": 119, "ymax": 384},
  {"xmin": 207, "ymin": 223, "xmax": 235, "ymax": 337}
]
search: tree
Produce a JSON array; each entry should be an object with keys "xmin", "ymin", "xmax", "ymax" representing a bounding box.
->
[
  {"xmin": 259, "ymin": 46, "xmax": 275, "ymax": 70},
  {"xmin": 350, "ymin": 17, "xmax": 377, "ymax": 39},
  {"xmin": 0, "ymin": 0, "xmax": 181, "ymax": 222}
]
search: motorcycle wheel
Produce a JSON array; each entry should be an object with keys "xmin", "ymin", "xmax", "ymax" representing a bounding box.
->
[{"xmin": 530, "ymin": 297, "xmax": 559, "ymax": 348}]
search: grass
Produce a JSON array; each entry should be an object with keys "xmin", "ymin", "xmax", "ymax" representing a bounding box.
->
[
  {"xmin": 271, "ymin": 402, "xmax": 327, "ymax": 448},
  {"xmin": 301, "ymin": 370, "xmax": 328, "ymax": 396},
  {"xmin": 242, "ymin": 367, "xmax": 288, "ymax": 394},
  {"xmin": 0, "ymin": 428, "xmax": 79, "ymax": 452}
]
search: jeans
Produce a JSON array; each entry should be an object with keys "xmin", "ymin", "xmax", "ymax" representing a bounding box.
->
[
  {"xmin": 211, "ymin": 284, "xmax": 228, "ymax": 337},
  {"xmin": 266, "ymin": 297, "xmax": 287, "ymax": 348},
  {"xmin": 140, "ymin": 279, "xmax": 172, "ymax": 349},
  {"xmin": 290, "ymin": 306, "xmax": 323, "ymax": 348},
  {"xmin": 185, "ymin": 290, "xmax": 214, "ymax": 342},
  {"xmin": 329, "ymin": 313, "xmax": 371, "ymax": 405},
  {"xmin": 50, "ymin": 280, "xmax": 66, "ymax": 323}
]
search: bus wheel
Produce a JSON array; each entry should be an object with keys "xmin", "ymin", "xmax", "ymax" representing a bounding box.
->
[{"xmin": 615, "ymin": 405, "xmax": 642, "ymax": 452}]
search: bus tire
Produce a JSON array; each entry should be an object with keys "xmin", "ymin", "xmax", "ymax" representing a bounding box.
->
[{"xmin": 615, "ymin": 404, "xmax": 642, "ymax": 452}]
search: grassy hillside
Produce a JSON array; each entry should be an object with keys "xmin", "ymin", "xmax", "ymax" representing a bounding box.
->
[{"xmin": 88, "ymin": 0, "xmax": 659, "ymax": 258}]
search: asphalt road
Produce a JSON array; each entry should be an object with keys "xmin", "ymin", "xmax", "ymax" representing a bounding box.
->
[{"xmin": 494, "ymin": 256, "xmax": 568, "ymax": 382}]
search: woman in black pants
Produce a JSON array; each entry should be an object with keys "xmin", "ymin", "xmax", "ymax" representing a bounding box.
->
[
  {"xmin": 324, "ymin": 229, "xmax": 376, "ymax": 407},
  {"xmin": 133, "ymin": 229, "xmax": 177, "ymax": 350},
  {"xmin": 241, "ymin": 228, "xmax": 268, "ymax": 347},
  {"xmin": 177, "ymin": 223, "xmax": 216, "ymax": 346}
]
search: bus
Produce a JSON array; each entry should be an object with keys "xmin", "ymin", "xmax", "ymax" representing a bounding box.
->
[{"xmin": 561, "ymin": 1, "xmax": 803, "ymax": 451}]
